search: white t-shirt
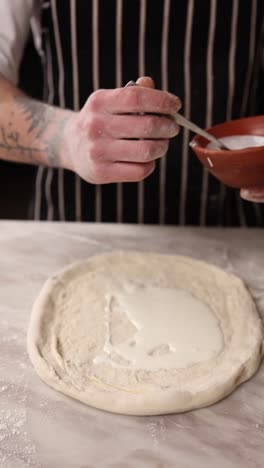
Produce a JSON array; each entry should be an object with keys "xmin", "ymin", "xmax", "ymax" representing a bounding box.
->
[{"xmin": 0, "ymin": 0, "xmax": 41, "ymax": 84}]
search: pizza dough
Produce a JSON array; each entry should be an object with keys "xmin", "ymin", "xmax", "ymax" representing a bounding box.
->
[{"xmin": 27, "ymin": 251, "xmax": 264, "ymax": 416}]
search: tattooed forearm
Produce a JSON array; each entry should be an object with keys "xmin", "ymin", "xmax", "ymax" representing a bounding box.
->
[
  {"xmin": 0, "ymin": 95, "xmax": 74, "ymax": 167},
  {"xmin": 14, "ymin": 97, "xmax": 73, "ymax": 167},
  {"xmin": 15, "ymin": 96, "xmax": 56, "ymax": 139},
  {"xmin": 0, "ymin": 74, "xmax": 74, "ymax": 167},
  {"xmin": 0, "ymin": 70, "xmax": 75, "ymax": 168},
  {"xmin": 0, "ymin": 126, "xmax": 47, "ymax": 162}
]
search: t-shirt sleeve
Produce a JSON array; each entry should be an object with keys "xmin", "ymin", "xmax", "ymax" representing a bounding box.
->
[{"xmin": 0, "ymin": 0, "xmax": 37, "ymax": 85}]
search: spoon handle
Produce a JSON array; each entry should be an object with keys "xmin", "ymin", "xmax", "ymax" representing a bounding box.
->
[{"xmin": 172, "ymin": 113, "xmax": 226, "ymax": 149}]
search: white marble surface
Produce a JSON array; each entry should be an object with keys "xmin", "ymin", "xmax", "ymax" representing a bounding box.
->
[{"xmin": 0, "ymin": 221, "xmax": 264, "ymax": 468}]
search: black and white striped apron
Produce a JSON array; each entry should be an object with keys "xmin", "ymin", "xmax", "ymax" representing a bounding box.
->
[{"xmin": 34, "ymin": 0, "xmax": 264, "ymax": 226}]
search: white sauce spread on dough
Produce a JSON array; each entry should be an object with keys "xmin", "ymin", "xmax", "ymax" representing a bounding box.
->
[
  {"xmin": 207, "ymin": 134, "xmax": 264, "ymax": 150},
  {"xmin": 95, "ymin": 285, "xmax": 224, "ymax": 370}
]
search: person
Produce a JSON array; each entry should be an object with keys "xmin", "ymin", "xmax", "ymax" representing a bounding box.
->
[{"xmin": 0, "ymin": 0, "xmax": 263, "ymax": 226}]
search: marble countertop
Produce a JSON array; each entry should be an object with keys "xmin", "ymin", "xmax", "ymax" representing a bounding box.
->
[{"xmin": 0, "ymin": 221, "xmax": 264, "ymax": 468}]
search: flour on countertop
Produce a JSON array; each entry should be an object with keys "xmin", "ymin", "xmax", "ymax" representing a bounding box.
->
[
  {"xmin": 146, "ymin": 417, "xmax": 167, "ymax": 446},
  {"xmin": 0, "ymin": 320, "xmax": 40, "ymax": 468}
]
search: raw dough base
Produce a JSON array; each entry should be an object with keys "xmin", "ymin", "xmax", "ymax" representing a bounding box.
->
[{"xmin": 27, "ymin": 251, "xmax": 264, "ymax": 416}]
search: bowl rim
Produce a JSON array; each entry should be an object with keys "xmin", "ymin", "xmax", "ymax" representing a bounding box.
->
[{"xmin": 191, "ymin": 115, "xmax": 264, "ymax": 156}]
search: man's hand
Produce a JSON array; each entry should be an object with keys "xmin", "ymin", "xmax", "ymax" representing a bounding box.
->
[
  {"xmin": 240, "ymin": 188, "xmax": 264, "ymax": 203},
  {"xmin": 64, "ymin": 77, "xmax": 181, "ymax": 183},
  {"xmin": 0, "ymin": 74, "xmax": 181, "ymax": 184}
]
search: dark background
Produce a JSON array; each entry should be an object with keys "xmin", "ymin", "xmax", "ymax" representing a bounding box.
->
[
  {"xmin": 0, "ymin": 35, "xmax": 43, "ymax": 219},
  {"xmin": 0, "ymin": 30, "xmax": 263, "ymax": 221}
]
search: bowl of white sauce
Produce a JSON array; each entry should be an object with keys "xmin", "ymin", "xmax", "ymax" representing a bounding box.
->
[{"xmin": 190, "ymin": 116, "xmax": 264, "ymax": 188}]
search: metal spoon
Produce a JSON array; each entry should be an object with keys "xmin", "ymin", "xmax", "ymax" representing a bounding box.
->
[
  {"xmin": 125, "ymin": 80, "xmax": 229, "ymax": 150},
  {"xmin": 172, "ymin": 113, "xmax": 229, "ymax": 150}
]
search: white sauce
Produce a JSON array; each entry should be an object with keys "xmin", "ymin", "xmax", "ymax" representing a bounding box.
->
[
  {"xmin": 97, "ymin": 285, "xmax": 223, "ymax": 370},
  {"xmin": 207, "ymin": 134, "xmax": 264, "ymax": 150}
]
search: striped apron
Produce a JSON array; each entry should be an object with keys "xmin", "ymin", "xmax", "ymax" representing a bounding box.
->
[{"xmin": 33, "ymin": 0, "xmax": 264, "ymax": 226}]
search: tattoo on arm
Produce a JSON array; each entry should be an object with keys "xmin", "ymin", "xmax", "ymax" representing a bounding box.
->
[
  {"xmin": 15, "ymin": 96, "xmax": 55, "ymax": 139},
  {"xmin": 0, "ymin": 126, "xmax": 46, "ymax": 162},
  {"xmin": 0, "ymin": 96, "xmax": 72, "ymax": 167}
]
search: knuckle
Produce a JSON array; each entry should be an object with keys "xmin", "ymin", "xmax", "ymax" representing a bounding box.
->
[
  {"xmin": 89, "ymin": 142, "xmax": 105, "ymax": 162},
  {"xmin": 86, "ymin": 89, "xmax": 105, "ymax": 111},
  {"xmin": 85, "ymin": 114, "xmax": 104, "ymax": 140}
]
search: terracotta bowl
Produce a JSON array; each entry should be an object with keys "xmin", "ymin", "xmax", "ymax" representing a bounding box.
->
[{"xmin": 190, "ymin": 116, "xmax": 264, "ymax": 188}]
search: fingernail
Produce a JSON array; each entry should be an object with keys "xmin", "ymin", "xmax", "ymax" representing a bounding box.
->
[{"xmin": 125, "ymin": 80, "xmax": 137, "ymax": 87}]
